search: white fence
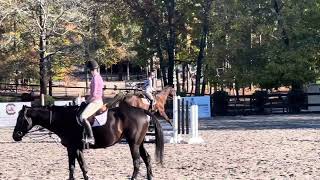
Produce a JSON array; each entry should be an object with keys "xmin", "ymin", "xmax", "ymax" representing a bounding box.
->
[
  {"xmin": 0, "ymin": 100, "xmax": 76, "ymax": 127},
  {"xmin": 0, "ymin": 102, "xmax": 31, "ymax": 127}
]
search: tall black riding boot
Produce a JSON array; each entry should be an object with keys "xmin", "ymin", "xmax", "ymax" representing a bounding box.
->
[
  {"xmin": 149, "ymin": 100, "xmax": 153, "ymax": 111},
  {"xmin": 82, "ymin": 119, "xmax": 95, "ymax": 145}
]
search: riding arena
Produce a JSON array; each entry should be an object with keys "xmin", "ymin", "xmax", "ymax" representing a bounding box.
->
[
  {"xmin": 1, "ymin": 90, "xmax": 320, "ymax": 179},
  {"xmin": 1, "ymin": 1, "xmax": 320, "ymax": 178}
]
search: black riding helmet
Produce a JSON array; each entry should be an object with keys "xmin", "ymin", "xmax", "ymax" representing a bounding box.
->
[{"xmin": 86, "ymin": 60, "xmax": 99, "ymax": 71}]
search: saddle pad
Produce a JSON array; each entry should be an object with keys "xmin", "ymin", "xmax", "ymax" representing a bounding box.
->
[
  {"xmin": 141, "ymin": 98, "xmax": 150, "ymax": 105},
  {"xmin": 92, "ymin": 110, "xmax": 108, "ymax": 127}
]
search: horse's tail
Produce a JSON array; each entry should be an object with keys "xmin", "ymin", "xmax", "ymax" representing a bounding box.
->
[{"xmin": 144, "ymin": 110, "xmax": 164, "ymax": 164}]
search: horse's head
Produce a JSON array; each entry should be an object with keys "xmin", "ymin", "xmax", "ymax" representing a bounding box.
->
[
  {"xmin": 12, "ymin": 105, "xmax": 34, "ymax": 141},
  {"xmin": 166, "ymin": 86, "xmax": 176, "ymax": 98}
]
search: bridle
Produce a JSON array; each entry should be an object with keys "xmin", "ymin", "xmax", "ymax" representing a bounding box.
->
[
  {"xmin": 166, "ymin": 87, "xmax": 176, "ymax": 100},
  {"xmin": 18, "ymin": 107, "xmax": 54, "ymax": 132},
  {"xmin": 23, "ymin": 108, "xmax": 33, "ymax": 130},
  {"xmin": 15, "ymin": 107, "xmax": 33, "ymax": 136}
]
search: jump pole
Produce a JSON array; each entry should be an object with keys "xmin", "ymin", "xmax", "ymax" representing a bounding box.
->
[
  {"xmin": 188, "ymin": 104, "xmax": 204, "ymax": 144},
  {"xmin": 170, "ymin": 96, "xmax": 182, "ymax": 143}
]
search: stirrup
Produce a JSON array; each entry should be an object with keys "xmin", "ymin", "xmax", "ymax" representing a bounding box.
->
[
  {"xmin": 149, "ymin": 104, "xmax": 156, "ymax": 112},
  {"xmin": 82, "ymin": 136, "xmax": 95, "ymax": 146}
]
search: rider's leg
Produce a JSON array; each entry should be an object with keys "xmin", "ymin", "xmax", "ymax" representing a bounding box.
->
[
  {"xmin": 80, "ymin": 100, "xmax": 103, "ymax": 145},
  {"xmin": 81, "ymin": 118, "xmax": 94, "ymax": 144},
  {"xmin": 145, "ymin": 91, "xmax": 154, "ymax": 102},
  {"xmin": 144, "ymin": 91, "xmax": 154, "ymax": 110}
]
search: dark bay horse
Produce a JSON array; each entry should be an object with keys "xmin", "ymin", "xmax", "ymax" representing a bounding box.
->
[
  {"xmin": 122, "ymin": 86, "xmax": 176, "ymax": 126},
  {"xmin": 12, "ymin": 102, "xmax": 164, "ymax": 180}
]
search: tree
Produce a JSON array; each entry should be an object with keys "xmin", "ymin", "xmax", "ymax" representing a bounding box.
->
[
  {"xmin": 1, "ymin": 0, "xmax": 319, "ymax": 96},
  {"xmin": 194, "ymin": 0, "xmax": 212, "ymax": 95},
  {"xmin": 123, "ymin": 0, "xmax": 182, "ymax": 85}
]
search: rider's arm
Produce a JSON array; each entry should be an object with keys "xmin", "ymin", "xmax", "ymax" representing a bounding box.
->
[
  {"xmin": 150, "ymin": 79, "xmax": 157, "ymax": 91},
  {"xmin": 149, "ymin": 78, "xmax": 156, "ymax": 92}
]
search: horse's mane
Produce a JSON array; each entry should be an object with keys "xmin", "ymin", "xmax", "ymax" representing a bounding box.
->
[{"xmin": 157, "ymin": 85, "xmax": 173, "ymax": 96}]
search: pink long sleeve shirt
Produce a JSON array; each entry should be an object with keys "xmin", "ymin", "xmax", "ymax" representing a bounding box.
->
[{"xmin": 89, "ymin": 73, "xmax": 104, "ymax": 102}]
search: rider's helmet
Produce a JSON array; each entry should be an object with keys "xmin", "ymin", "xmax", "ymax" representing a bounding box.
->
[{"xmin": 86, "ymin": 60, "xmax": 99, "ymax": 71}]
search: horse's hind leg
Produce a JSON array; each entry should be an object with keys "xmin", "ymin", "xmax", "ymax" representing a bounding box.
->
[
  {"xmin": 129, "ymin": 143, "xmax": 141, "ymax": 180},
  {"xmin": 76, "ymin": 149, "xmax": 89, "ymax": 180},
  {"xmin": 140, "ymin": 143, "xmax": 153, "ymax": 180}
]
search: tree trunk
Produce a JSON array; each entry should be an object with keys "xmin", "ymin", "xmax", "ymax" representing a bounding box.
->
[
  {"xmin": 195, "ymin": 0, "xmax": 212, "ymax": 95},
  {"xmin": 272, "ymin": 0, "xmax": 289, "ymax": 46},
  {"xmin": 49, "ymin": 76, "xmax": 53, "ymax": 96},
  {"xmin": 166, "ymin": 0, "xmax": 175, "ymax": 86},
  {"xmin": 201, "ymin": 76, "xmax": 207, "ymax": 95},
  {"xmin": 182, "ymin": 64, "xmax": 186, "ymax": 92},
  {"xmin": 48, "ymin": 56, "xmax": 53, "ymax": 96},
  {"xmin": 191, "ymin": 78, "xmax": 194, "ymax": 95},
  {"xmin": 83, "ymin": 26, "xmax": 90, "ymax": 94},
  {"xmin": 235, "ymin": 80, "xmax": 240, "ymax": 101},
  {"xmin": 186, "ymin": 65, "xmax": 190, "ymax": 93},
  {"xmin": 13, "ymin": 15, "xmax": 18, "ymax": 94},
  {"xmin": 118, "ymin": 64, "xmax": 123, "ymax": 81},
  {"xmin": 175, "ymin": 68, "xmax": 180, "ymax": 94},
  {"xmin": 39, "ymin": 0, "xmax": 47, "ymax": 95},
  {"xmin": 150, "ymin": 57, "xmax": 154, "ymax": 72},
  {"xmin": 201, "ymin": 65, "xmax": 208, "ymax": 95},
  {"xmin": 13, "ymin": 14, "xmax": 17, "ymax": 52},
  {"xmin": 127, "ymin": 61, "xmax": 130, "ymax": 80},
  {"xmin": 157, "ymin": 40, "xmax": 168, "ymax": 86}
]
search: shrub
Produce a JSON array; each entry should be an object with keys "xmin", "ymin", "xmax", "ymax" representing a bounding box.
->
[{"xmin": 45, "ymin": 95, "xmax": 55, "ymax": 106}]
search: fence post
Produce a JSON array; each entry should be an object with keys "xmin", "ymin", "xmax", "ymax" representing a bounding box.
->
[
  {"xmin": 188, "ymin": 104, "xmax": 204, "ymax": 144},
  {"xmin": 186, "ymin": 100, "xmax": 189, "ymax": 134},
  {"xmin": 76, "ymin": 93, "xmax": 82, "ymax": 106},
  {"xmin": 41, "ymin": 94, "xmax": 45, "ymax": 106},
  {"xmin": 177, "ymin": 98, "xmax": 181, "ymax": 134},
  {"xmin": 170, "ymin": 96, "xmax": 181, "ymax": 143},
  {"xmin": 181, "ymin": 99, "xmax": 185, "ymax": 134}
]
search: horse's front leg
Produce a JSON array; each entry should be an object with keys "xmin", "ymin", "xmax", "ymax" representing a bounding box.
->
[
  {"xmin": 67, "ymin": 147, "xmax": 76, "ymax": 180},
  {"xmin": 76, "ymin": 149, "xmax": 89, "ymax": 180},
  {"xmin": 129, "ymin": 143, "xmax": 141, "ymax": 180},
  {"xmin": 159, "ymin": 109, "xmax": 172, "ymax": 126}
]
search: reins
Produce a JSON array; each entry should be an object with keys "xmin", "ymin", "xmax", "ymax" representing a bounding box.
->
[{"xmin": 23, "ymin": 107, "xmax": 58, "ymax": 144}]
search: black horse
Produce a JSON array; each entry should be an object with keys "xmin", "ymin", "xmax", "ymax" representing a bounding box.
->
[{"xmin": 12, "ymin": 102, "xmax": 164, "ymax": 180}]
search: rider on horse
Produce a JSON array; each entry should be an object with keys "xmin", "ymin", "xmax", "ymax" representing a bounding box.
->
[
  {"xmin": 143, "ymin": 72, "xmax": 156, "ymax": 111},
  {"xmin": 80, "ymin": 60, "xmax": 104, "ymax": 145}
]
